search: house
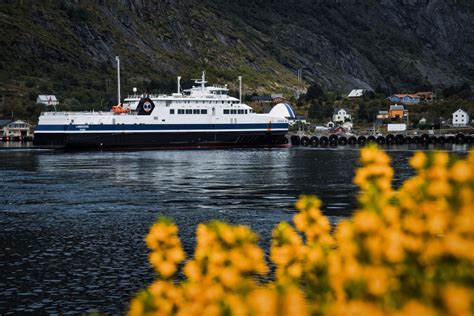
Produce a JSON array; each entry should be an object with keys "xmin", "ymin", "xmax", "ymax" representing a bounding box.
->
[
  {"xmin": 333, "ymin": 126, "xmax": 346, "ymax": 134},
  {"xmin": 388, "ymin": 105, "xmax": 407, "ymax": 119},
  {"xmin": 419, "ymin": 117, "xmax": 427, "ymax": 125},
  {"xmin": 388, "ymin": 94, "xmax": 420, "ymax": 104},
  {"xmin": 37, "ymin": 95, "xmax": 59, "ymax": 107},
  {"xmin": 415, "ymin": 91, "xmax": 435, "ymax": 102},
  {"xmin": 251, "ymin": 96, "xmax": 272, "ymax": 103},
  {"xmin": 377, "ymin": 110, "xmax": 389, "ymax": 119},
  {"xmin": 342, "ymin": 122, "xmax": 353, "ymax": 131},
  {"xmin": 326, "ymin": 121, "xmax": 335, "ymax": 128},
  {"xmin": 348, "ymin": 89, "xmax": 365, "ymax": 98},
  {"xmin": 0, "ymin": 119, "xmax": 12, "ymax": 137},
  {"xmin": 271, "ymin": 93, "xmax": 287, "ymax": 104},
  {"xmin": 452, "ymin": 109, "xmax": 469, "ymax": 127},
  {"xmin": 332, "ymin": 108, "xmax": 351, "ymax": 123},
  {"xmin": 0, "ymin": 120, "xmax": 32, "ymax": 138}
]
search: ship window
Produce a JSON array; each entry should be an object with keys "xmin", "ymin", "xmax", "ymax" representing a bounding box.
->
[
  {"xmin": 193, "ymin": 109, "xmax": 200, "ymax": 114},
  {"xmin": 245, "ymin": 110, "xmax": 248, "ymax": 114},
  {"xmin": 170, "ymin": 109, "xmax": 175, "ymax": 114},
  {"xmin": 238, "ymin": 109, "xmax": 244, "ymax": 114},
  {"xmin": 231, "ymin": 109, "xmax": 237, "ymax": 114},
  {"xmin": 186, "ymin": 109, "xmax": 192, "ymax": 114},
  {"xmin": 178, "ymin": 109, "xmax": 184, "ymax": 114},
  {"xmin": 201, "ymin": 109, "xmax": 207, "ymax": 114},
  {"xmin": 224, "ymin": 109, "xmax": 230, "ymax": 114},
  {"xmin": 154, "ymin": 116, "xmax": 158, "ymax": 120}
]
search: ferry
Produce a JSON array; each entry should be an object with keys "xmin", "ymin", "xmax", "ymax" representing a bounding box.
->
[{"xmin": 33, "ymin": 71, "xmax": 295, "ymax": 150}]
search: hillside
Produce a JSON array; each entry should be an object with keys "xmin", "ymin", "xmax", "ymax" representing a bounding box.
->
[{"xmin": 0, "ymin": 0, "xmax": 473, "ymax": 118}]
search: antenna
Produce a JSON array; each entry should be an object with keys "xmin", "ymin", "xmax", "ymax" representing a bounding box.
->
[
  {"xmin": 201, "ymin": 71, "xmax": 205, "ymax": 91},
  {"xmin": 116, "ymin": 56, "xmax": 121, "ymax": 104},
  {"xmin": 238, "ymin": 76, "xmax": 242, "ymax": 103},
  {"xmin": 177, "ymin": 76, "xmax": 181, "ymax": 94}
]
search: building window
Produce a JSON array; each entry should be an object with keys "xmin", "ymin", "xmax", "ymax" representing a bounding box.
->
[
  {"xmin": 170, "ymin": 109, "xmax": 175, "ymax": 114},
  {"xmin": 201, "ymin": 109, "xmax": 207, "ymax": 114}
]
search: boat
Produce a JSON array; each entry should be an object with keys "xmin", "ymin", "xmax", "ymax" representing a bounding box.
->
[{"xmin": 33, "ymin": 69, "xmax": 294, "ymax": 150}]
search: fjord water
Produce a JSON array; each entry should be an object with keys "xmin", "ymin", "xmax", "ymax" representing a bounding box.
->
[{"xmin": 0, "ymin": 145, "xmax": 467, "ymax": 314}]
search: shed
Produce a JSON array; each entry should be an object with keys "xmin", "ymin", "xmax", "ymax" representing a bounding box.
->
[
  {"xmin": 348, "ymin": 89, "xmax": 365, "ymax": 98},
  {"xmin": 37, "ymin": 95, "xmax": 59, "ymax": 106}
]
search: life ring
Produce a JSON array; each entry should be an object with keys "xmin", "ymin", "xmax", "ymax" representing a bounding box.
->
[{"xmin": 112, "ymin": 104, "xmax": 130, "ymax": 114}]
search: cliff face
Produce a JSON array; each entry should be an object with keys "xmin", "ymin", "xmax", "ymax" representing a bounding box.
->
[{"xmin": 0, "ymin": 0, "xmax": 473, "ymax": 104}]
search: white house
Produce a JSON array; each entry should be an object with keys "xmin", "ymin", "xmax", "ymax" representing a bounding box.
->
[
  {"xmin": 326, "ymin": 121, "xmax": 335, "ymax": 128},
  {"xmin": 0, "ymin": 120, "xmax": 32, "ymax": 138},
  {"xmin": 36, "ymin": 95, "xmax": 59, "ymax": 107},
  {"xmin": 452, "ymin": 109, "xmax": 469, "ymax": 127},
  {"xmin": 348, "ymin": 89, "xmax": 365, "ymax": 98},
  {"xmin": 332, "ymin": 108, "xmax": 351, "ymax": 123},
  {"xmin": 342, "ymin": 121, "xmax": 353, "ymax": 131}
]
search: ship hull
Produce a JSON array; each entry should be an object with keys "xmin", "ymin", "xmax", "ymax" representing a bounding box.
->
[{"xmin": 33, "ymin": 131, "xmax": 289, "ymax": 150}]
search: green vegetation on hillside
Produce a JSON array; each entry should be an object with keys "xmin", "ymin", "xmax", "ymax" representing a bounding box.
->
[{"xmin": 0, "ymin": 1, "xmax": 473, "ymax": 124}]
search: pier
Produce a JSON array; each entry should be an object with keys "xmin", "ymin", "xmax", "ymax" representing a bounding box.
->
[{"xmin": 289, "ymin": 132, "xmax": 473, "ymax": 147}]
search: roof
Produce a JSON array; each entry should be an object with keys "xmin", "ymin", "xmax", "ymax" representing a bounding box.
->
[
  {"xmin": 0, "ymin": 119, "xmax": 13, "ymax": 127},
  {"xmin": 392, "ymin": 94, "xmax": 419, "ymax": 99},
  {"xmin": 453, "ymin": 108, "xmax": 468, "ymax": 114},
  {"xmin": 37, "ymin": 95, "xmax": 58, "ymax": 102},
  {"xmin": 251, "ymin": 96, "xmax": 272, "ymax": 101},
  {"xmin": 415, "ymin": 91, "xmax": 434, "ymax": 97},
  {"xmin": 390, "ymin": 105, "xmax": 405, "ymax": 110},
  {"xmin": 378, "ymin": 110, "xmax": 388, "ymax": 114},
  {"xmin": 334, "ymin": 108, "xmax": 349, "ymax": 114},
  {"xmin": 348, "ymin": 89, "xmax": 365, "ymax": 97}
]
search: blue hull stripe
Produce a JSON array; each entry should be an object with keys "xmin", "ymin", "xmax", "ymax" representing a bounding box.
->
[{"xmin": 35, "ymin": 123, "xmax": 288, "ymax": 132}]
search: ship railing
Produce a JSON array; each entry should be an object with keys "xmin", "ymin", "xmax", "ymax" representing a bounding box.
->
[{"xmin": 40, "ymin": 111, "xmax": 115, "ymax": 116}]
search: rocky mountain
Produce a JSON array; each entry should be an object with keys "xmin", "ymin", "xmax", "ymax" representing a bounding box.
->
[{"xmin": 0, "ymin": 0, "xmax": 473, "ymax": 109}]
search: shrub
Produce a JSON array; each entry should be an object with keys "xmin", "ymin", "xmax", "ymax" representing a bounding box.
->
[{"xmin": 130, "ymin": 146, "xmax": 474, "ymax": 316}]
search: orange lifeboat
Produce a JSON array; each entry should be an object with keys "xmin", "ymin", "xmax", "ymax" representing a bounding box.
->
[{"xmin": 112, "ymin": 104, "xmax": 130, "ymax": 114}]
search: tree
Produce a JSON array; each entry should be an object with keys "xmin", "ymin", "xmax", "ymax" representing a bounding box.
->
[{"xmin": 305, "ymin": 83, "xmax": 325, "ymax": 100}]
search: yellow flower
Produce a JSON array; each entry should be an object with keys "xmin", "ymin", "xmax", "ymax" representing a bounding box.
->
[
  {"xmin": 128, "ymin": 297, "xmax": 144, "ymax": 316},
  {"xmin": 450, "ymin": 160, "xmax": 472, "ymax": 183},
  {"xmin": 354, "ymin": 211, "xmax": 381, "ymax": 233},
  {"xmin": 247, "ymin": 287, "xmax": 277, "ymax": 316},
  {"xmin": 287, "ymin": 263, "xmax": 303, "ymax": 279},
  {"xmin": 360, "ymin": 145, "xmax": 390, "ymax": 166},
  {"xmin": 281, "ymin": 286, "xmax": 308, "ymax": 316},
  {"xmin": 426, "ymin": 180, "xmax": 451, "ymax": 197},
  {"xmin": 220, "ymin": 267, "xmax": 240, "ymax": 288},
  {"xmin": 410, "ymin": 151, "xmax": 426, "ymax": 169},
  {"xmin": 331, "ymin": 300, "xmax": 384, "ymax": 316},
  {"xmin": 392, "ymin": 300, "xmax": 437, "ymax": 316},
  {"xmin": 442, "ymin": 285, "xmax": 472, "ymax": 316},
  {"xmin": 365, "ymin": 266, "xmax": 389, "ymax": 296},
  {"xmin": 130, "ymin": 150, "xmax": 474, "ymax": 316},
  {"xmin": 158, "ymin": 260, "xmax": 177, "ymax": 278}
]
